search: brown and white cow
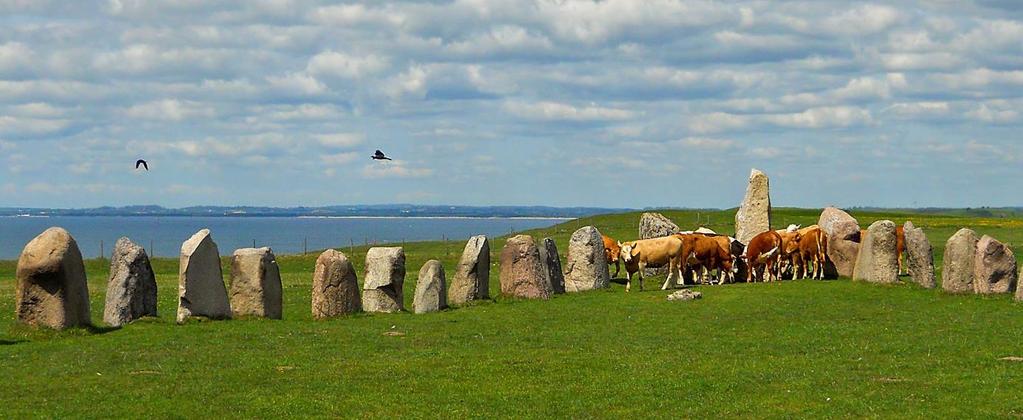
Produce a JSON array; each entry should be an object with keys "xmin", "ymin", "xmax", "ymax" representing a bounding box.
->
[
  {"xmin": 602, "ymin": 234, "xmax": 621, "ymax": 277},
  {"xmin": 796, "ymin": 226, "xmax": 828, "ymax": 280},
  {"xmin": 617, "ymin": 235, "xmax": 685, "ymax": 292},
  {"xmin": 676, "ymin": 233, "xmax": 738, "ymax": 284},
  {"xmin": 775, "ymin": 229, "xmax": 803, "ymax": 279},
  {"xmin": 743, "ymin": 230, "xmax": 784, "ymax": 282}
]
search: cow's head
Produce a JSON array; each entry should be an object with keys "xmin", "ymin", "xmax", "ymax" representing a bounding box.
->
[
  {"xmin": 618, "ymin": 241, "xmax": 636, "ymax": 263},
  {"xmin": 786, "ymin": 224, "xmax": 801, "ymax": 233},
  {"xmin": 605, "ymin": 241, "xmax": 621, "ymax": 263},
  {"xmin": 784, "ymin": 233, "xmax": 802, "ymax": 254}
]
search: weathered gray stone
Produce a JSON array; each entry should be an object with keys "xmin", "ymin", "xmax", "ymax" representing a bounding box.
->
[
  {"xmin": 413, "ymin": 260, "xmax": 447, "ymax": 314},
  {"xmin": 104, "ymin": 237, "xmax": 157, "ymax": 327},
  {"xmin": 538, "ymin": 237, "xmax": 565, "ymax": 294},
  {"xmin": 818, "ymin": 207, "xmax": 861, "ymax": 278},
  {"xmin": 941, "ymin": 228, "xmax": 979, "ymax": 294},
  {"xmin": 667, "ymin": 289, "xmax": 702, "ymax": 302},
  {"xmin": 363, "ymin": 247, "xmax": 405, "ymax": 313},
  {"xmin": 311, "ymin": 249, "xmax": 362, "ymax": 319},
  {"xmin": 973, "ymin": 235, "xmax": 1017, "ymax": 294},
  {"xmin": 902, "ymin": 222, "xmax": 935, "ymax": 289},
  {"xmin": 177, "ymin": 229, "xmax": 231, "ymax": 323},
  {"xmin": 499, "ymin": 235, "xmax": 552, "ymax": 300},
  {"xmin": 564, "ymin": 226, "xmax": 611, "ymax": 293},
  {"xmin": 639, "ymin": 212, "xmax": 680, "ymax": 276},
  {"xmin": 16, "ymin": 227, "xmax": 91, "ymax": 329},
  {"xmin": 229, "ymin": 247, "xmax": 283, "ymax": 319},
  {"xmin": 852, "ymin": 220, "xmax": 899, "ymax": 284},
  {"xmin": 734, "ymin": 168, "xmax": 771, "ymax": 245},
  {"xmin": 448, "ymin": 235, "xmax": 490, "ymax": 305}
]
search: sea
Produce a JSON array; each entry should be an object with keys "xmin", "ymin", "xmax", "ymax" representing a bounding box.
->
[{"xmin": 0, "ymin": 216, "xmax": 569, "ymax": 260}]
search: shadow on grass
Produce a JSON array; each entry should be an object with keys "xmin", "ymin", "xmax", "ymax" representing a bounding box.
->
[{"xmin": 0, "ymin": 339, "xmax": 27, "ymax": 345}]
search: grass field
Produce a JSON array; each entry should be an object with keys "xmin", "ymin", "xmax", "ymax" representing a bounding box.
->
[{"xmin": 2, "ymin": 208, "xmax": 1023, "ymax": 417}]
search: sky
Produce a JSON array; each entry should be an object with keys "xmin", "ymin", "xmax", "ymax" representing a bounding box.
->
[{"xmin": 1, "ymin": 1, "xmax": 1022, "ymax": 209}]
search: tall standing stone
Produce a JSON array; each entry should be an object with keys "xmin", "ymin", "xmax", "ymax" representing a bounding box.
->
[
  {"xmin": 539, "ymin": 237, "xmax": 566, "ymax": 294},
  {"xmin": 363, "ymin": 247, "xmax": 405, "ymax": 313},
  {"xmin": 564, "ymin": 226, "xmax": 611, "ymax": 293},
  {"xmin": 499, "ymin": 235, "xmax": 552, "ymax": 300},
  {"xmin": 413, "ymin": 260, "xmax": 447, "ymax": 314},
  {"xmin": 639, "ymin": 212, "xmax": 681, "ymax": 276},
  {"xmin": 448, "ymin": 235, "xmax": 490, "ymax": 305},
  {"xmin": 177, "ymin": 229, "xmax": 231, "ymax": 323},
  {"xmin": 852, "ymin": 220, "xmax": 899, "ymax": 284},
  {"xmin": 15, "ymin": 227, "xmax": 91, "ymax": 329},
  {"xmin": 734, "ymin": 168, "xmax": 771, "ymax": 245},
  {"xmin": 973, "ymin": 235, "xmax": 1017, "ymax": 295},
  {"xmin": 311, "ymin": 249, "xmax": 362, "ymax": 319},
  {"xmin": 229, "ymin": 247, "xmax": 283, "ymax": 319},
  {"xmin": 941, "ymin": 228, "xmax": 979, "ymax": 294},
  {"xmin": 818, "ymin": 207, "xmax": 861, "ymax": 278},
  {"xmin": 104, "ymin": 237, "xmax": 157, "ymax": 327},
  {"xmin": 902, "ymin": 222, "xmax": 935, "ymax": 289}
]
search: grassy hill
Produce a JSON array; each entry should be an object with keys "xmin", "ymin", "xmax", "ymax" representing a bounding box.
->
[{"xmin": 2, "ymin": 208, "xmax": 1023, "ymax": 417}]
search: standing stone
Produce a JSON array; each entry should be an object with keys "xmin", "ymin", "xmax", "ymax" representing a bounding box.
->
[
  {"xmin": 639, "ymin": 212, "xmax": 681, "ymax": 276},
  {"xmin": 973, "ymin": 235, "xmax": 1017, "ymax": 294},
  {"xmin": 818, "ymin": 207, "xmax": 861, "ymax": 278},
  {"xmin": 499, "ymin": 235, "xmax": 552, "ymax": 300},
  {"xmin": 177, "ymin": 229, "xmax": 231, "ymax": 323},
  {"xmin": 564, "ymin": 226, "xmax": 611, "ymax": 292},
  {"xmin": 852, "ymin": 220, "xmax": 899, "ymax": 284},
  {"xmin": 15, "ymin": 227, "xmax": 91, "ymax": 329},
  {"xmin": 363, "ymin": 247, "xmax": 405, "ymax": 313},
  {"xmin": 448, "ymin": 235, "xmax": 490, "ymax": 305},
  {"xmin": 311, "ymin": 249, "xmax": 362, "ymax": 319},
  {"xmin": 413, "ymin": 260, "xmax": 447, "ymax": 314},
  {"xmin": 229, "ymin": 247, "xmax": 283, "ymax": 319},
  {"xmin": 104, "ymin": 237, "xmax": 157, "ymax": 327},
  {"xmin": 539, "ymin": 237, "xmax": 566, "ymax": 294},
  {"xmin": 902, "ymin": 222, "xmax": 936, "ymax": 289},
  {"xmin": 941, "ymin": 228, "xmax": 979, "ymax": 294},
  {"xmin": 734, "ymin": 168, "xmax": 771, "ymax": 245}
]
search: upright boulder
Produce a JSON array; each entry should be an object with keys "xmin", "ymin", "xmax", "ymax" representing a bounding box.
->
[
  {"xmin": 818, "ymin": 207, "xmax": 861, "ymax": 277},
  {"xmin": 852, "ymin": 220, "xmax": 899, "ymax": 284},
  {"xmin": 311, "ymin": 249, "xmax": 361, "ymax": 319},
  {"xmin": 734, "ymin": 168, "xmax": 771, "ymax": 245},
  {"xmin": 363, "ymin": 247, "xmax": 405, "ymax": 313},
  {"xmin": 639, "ymin": 212, "xmax": 680, "ymax": 275},
  {"xmin": 413, "ymin": 260, "xmax": 447, "ymax": 314},
  {"xmin": 973, "ymin": 235, "xmax": 1017, "ymax": 295},
  {"xmin": 902, "ymin": 222, "xmax": 935, "ymax": 289},
  {"xmin": 448, "ymin": 235, "xmax": 490, "ymax": 305},
  {"xmin": 499, "ymin": 235, "xmax": 552, "ymax": 300},
  {"xmin": 539, "ymin": 237, "xmax": 565, "ymax": 294},
  {"xmin": 941, "ymin": 228, "xmax": 979, "ymax": 294},
  {"xmin": 15, "ymin": 227, "xmax": 91, "ymax": 329},
  {"xmin": 104, "ymin": 237, "xmax": 157, "ymax": 327},
  {"xmin": 229, "ymin": 247, "xmax": 283, "ymax": 319},
  {"xmin": 564, "ymin": 226, "xmax": 611, "ymax": 293},
  {"xmin": 177, "ymin": 229, "xmax": 231, "ymax": 323}
]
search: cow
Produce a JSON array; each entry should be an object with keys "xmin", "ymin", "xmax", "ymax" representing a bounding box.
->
[
  {"xmin": 775, "ymin": 229, "xmax": 803, "ymax": 279},
  {"xmin": 617, "ymin": 235, "xmax": 685, "ymax": 292},
  {"xmin": 602, "ymin": 234, "xmax": 621, "ymax": 278},
  {"xmin": 677, "ymin": 233, "xmax": 738, "ymax": 285},
  {"xmin": 743, "ymin": 230, "xmax": 784, "ymax": 282},
  {"xmin": 896, "ymin": 226, "xmax": 905, "ymax": 275},
  {"xmin": 796, "ymin": 226, "xmax": 828, "ymax": 280}
]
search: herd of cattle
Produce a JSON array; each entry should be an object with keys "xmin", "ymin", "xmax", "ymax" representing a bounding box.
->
[{"xmin": 600, "ymin": 224, "xmax": 907, "ymax": 292}]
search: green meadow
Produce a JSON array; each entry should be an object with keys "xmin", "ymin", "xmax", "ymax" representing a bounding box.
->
[{"xmin": 2, "ymin": 208, "xmax": 1023, "ymax": 418}]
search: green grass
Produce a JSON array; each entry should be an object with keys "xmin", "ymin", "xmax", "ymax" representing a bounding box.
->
[{"xmin": 2, "ymin": 208, "xmax": 1023, "ymax": 417}]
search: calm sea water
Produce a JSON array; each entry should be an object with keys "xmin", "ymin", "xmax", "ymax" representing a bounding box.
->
[{"xmin": 0, "ymin": 216, "xmax": 567, "ymax": 260}]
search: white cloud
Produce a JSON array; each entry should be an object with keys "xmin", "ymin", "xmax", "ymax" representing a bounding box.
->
[
  {"xmin": 679, "ymin": 137, "xmax": 736, "ymax": 150},
  {"xmin": 504, "ymin": 101, "xmax": 635, "ymax": 122},
  {"xmin": 320, "ymin": 152, "xmax": 358, "ymax": 165},
  {"xmin": 360, "ymin": 161, "xmax": 433, "ymax": 178},
  {"xmin": 314, "ymin": 133, "xmax": 364, "ymax": 148},
  {"xmin": 764, "ymin": 106, "xmax": 873, "ymax": 129},
  {"xmin": 306, "ymin": 51, "xmax": 389, "ymax": 79},
  {"xmin": 124, "ymin": 99, "xmax": 215, "ymax": 121}
]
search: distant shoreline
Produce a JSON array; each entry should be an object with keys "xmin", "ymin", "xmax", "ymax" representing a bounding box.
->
[{"xmin": 0, "ymin": 215, "xmax": 574, "ymax": 220}]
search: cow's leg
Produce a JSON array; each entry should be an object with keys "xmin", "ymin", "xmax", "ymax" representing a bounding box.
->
[
  {"xmin": 625, "ymin": 271, "xmax": 632, "ymax": 292},
  {"xmin": 663, "ymin": 258, "xmax": 678, "ymax": 290},
  {"xmin": 613, "ymin": 261, "xmax": 620, "ymax": 278}
]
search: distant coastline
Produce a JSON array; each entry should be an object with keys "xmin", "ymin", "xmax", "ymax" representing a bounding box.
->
[{"xmin": 0, "ymin": 204, "xmax": 631, "ymax": 219}]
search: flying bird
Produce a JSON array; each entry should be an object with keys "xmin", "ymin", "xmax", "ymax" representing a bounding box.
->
[
  {"xmin": 371, "ymin": 150, "xmax": 392, "ymax": 161},
  {"xmin": 135, "ymin": 159, "xmax": 149, "ymax": 171}
]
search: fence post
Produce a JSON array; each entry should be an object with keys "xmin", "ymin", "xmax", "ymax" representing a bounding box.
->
[
  {"xmin": 252, "ymin": 239, "xmax": 256, "ymax": 248},
  {"xmin": 150, "ymin": 240, "xmax": 154, "ymax": 258},
  {"xmin": 349, "ymin": 238, "xmax": 354, "ymax": 255},
  {"xmin": 100, "ymin": 240, "xmax": 104, "ymax": 260}
]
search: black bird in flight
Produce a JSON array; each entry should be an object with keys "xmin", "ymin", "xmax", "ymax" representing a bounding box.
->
[
  {"xmin": 371, "ymin": 150, "xmax": 392, "ymax": 161},
  {"xmin": 135, "ymin": 159, "xmax": 149, "ymax": 171}
]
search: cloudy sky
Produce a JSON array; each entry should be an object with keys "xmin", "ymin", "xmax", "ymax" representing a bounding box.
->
[{"xmin": 1, "ymin": 1, "xmax": 1021, "ymax": 209}]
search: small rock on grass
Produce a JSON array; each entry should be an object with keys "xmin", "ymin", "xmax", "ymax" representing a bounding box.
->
[{"xmin": 667, "ymin": 289, "xmax": 703, "ymax": 302}]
